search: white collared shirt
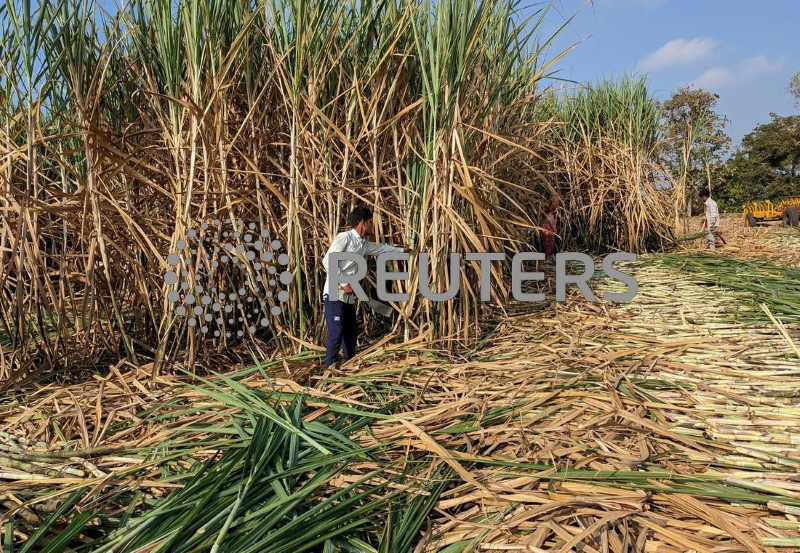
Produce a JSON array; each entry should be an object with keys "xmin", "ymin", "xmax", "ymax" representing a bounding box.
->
[
  {"xmin": 322, "ymin": 228, "xmax": 403, "ymax": 304},
  {"xmin": 705, "ymin": 197, "xmax": 720, "ymax": 228}
]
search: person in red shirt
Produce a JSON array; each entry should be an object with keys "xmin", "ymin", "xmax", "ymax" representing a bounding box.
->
[{"xmin": 542, "ymin": 200, "xmax": 559, "ymax": 257}]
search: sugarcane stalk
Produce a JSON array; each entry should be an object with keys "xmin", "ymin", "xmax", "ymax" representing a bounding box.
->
[
  {"xmin": 0, "ymin": 442, "xmax": 122, "ymax": 458},
  {"xmin": 762, "ymin": 538, "xmax": 800, "ymax": 547},
  {"xmin": 0, "ymin": 455, "xmax": 85, "ymax": 477}
]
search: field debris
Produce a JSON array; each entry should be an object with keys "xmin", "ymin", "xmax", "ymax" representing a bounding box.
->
[{"xmin": 2, "ymin": 221, "xmax": 798, "ymax": 551}]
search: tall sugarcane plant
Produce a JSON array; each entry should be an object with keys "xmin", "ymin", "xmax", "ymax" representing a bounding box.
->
[
  {"xmin": 553, "ymin": 76, "xmax": 672, "ymax": 253},
  {"xmin": 0, "ymin": 1, "xmax": 672, "ymax": 382},
  {"xmin": 1, "ymin": 0, "xmax": 70, "ymax": 372}
]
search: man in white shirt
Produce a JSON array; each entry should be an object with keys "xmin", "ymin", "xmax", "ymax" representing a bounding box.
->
[
  {"xmin": 700, "ymin": 190, "xmax": 724, "ymax": 250},
  {"xmin": 322, "ymin": 206, "xmax": 405, "ymax": 369}
]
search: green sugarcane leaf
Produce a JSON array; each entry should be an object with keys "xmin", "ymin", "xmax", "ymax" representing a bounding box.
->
[
  {"xmin": 19, "ymin": 488, "xmax": 86, "ymax": 553},
  {"xmin": 37, "ymin": 511, "xmax": 94, "ymax": 553}
]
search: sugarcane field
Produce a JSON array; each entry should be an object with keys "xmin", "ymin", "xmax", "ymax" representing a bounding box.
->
[{"xmin": 2, "ymin": 1, "xmax": 800, "ymax": 552}]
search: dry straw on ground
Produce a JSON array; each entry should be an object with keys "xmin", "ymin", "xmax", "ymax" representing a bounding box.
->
[{"xmin": 2, "ymin": 222, "xmax": 798, "ymax": 551}]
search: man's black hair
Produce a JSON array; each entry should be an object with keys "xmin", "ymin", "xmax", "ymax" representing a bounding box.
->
[
  {"xmin": 348, "ymin": 206, "xmax": 373, "ymax": 228},
  {"xmin": 700, "ymin": 189, "xmax": 710, "ymax": 198}
]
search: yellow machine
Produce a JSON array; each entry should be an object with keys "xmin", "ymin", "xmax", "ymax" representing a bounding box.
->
[{"xmin": 742, "ymin": 198, "xmax": 800, "ymax": 227}]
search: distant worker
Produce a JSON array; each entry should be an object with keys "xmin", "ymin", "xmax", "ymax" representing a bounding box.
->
[
  {"xmin": 322, "ymin": 206, "xmax": 405, "ymax": 370},
  {"xmin": 700, "ymin": 189, "xmax": 725, "ymax": 250},
  {"xmin": 541, "ymin": 200, "xmax": 559, "ymax": 257}
]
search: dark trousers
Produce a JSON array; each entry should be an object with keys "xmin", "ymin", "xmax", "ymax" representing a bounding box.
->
[{"xmin": 324, "ymin": 297, "xmax": 357, "ymax": 368}]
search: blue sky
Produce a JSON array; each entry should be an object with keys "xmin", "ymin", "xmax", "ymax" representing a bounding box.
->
[{"xmin": 537, "ymin": 0, "xmax": 799, "ymax": 147}]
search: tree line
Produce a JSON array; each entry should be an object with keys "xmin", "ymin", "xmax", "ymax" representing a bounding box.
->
[{"xmin": 660, "ymin": 73, "xmax": 800, "ymax": 214}]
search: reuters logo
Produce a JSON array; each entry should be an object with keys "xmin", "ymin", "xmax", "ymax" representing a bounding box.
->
[{"xmin": 163, "ymin": 219, "xmax": 292, "ymax": 340}]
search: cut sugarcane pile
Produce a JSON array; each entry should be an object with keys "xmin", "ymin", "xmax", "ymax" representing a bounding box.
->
[
  {"xmin": 0, "ymin": 432, "xmax": 112, "ymax": 481},
  {"xmin": 310, "ymin": 253, "xmax": 800, "ymax": 551},
  {"xmin": 1, "ymin": 250, "xmax": 799, "ymax": 551}
]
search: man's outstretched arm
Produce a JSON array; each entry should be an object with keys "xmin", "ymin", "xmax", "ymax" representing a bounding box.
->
[{"xmin": 363, "ymin": 240, "xmax": 405, "ymax": 256}]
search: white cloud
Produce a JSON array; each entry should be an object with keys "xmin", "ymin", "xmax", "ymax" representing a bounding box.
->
[
  {"xmin": 638, "ymin": 38, "xmax": 718, "ymax": 71},
  {"xmin": 691, "ymin": 55, "xmax": 786, "ymax": 89}
]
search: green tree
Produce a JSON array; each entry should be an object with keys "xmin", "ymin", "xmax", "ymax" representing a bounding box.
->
[
  {"xmin": 714, "ymin": 151, "xmax": 773, "ymax": 211},
  {"xmin": 660, "ymin": 87, "xmax": 731, "ymax": 230},
  {"xmin": 742, "ymin": 113, "xmax": 800, "ymax": 176}
]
